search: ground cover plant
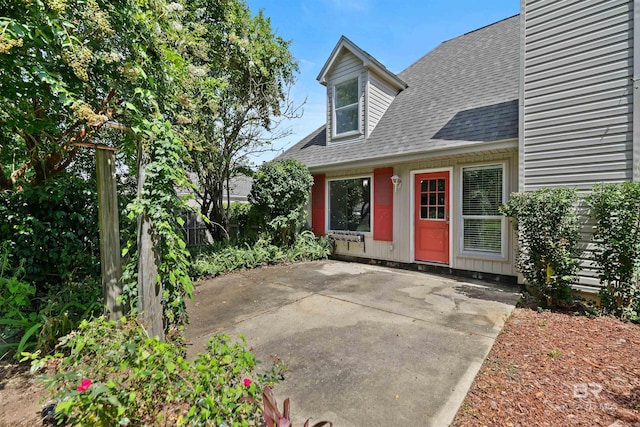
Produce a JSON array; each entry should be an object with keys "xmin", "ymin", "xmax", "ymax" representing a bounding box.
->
[
  {"xmin": 190, "ymin": 231, "xmax": 332, "ymax": 280},
  {"xmin": 27, "ymin": 317, "xmax": 282, "ymax": 426}
]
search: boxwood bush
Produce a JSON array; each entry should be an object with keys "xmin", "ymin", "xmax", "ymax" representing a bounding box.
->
[{"xmin": 501, "ymin": 188, "xmax": 581, "ymax": 307}]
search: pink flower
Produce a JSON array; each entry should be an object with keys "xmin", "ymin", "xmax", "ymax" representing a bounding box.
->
[
  {"xmin": 77, "ymin": 379, "xmax": 92, "ymax": 392},
  {"xmin": 243, "ymin": 378, "xmax": 252, "ymax": 387}
]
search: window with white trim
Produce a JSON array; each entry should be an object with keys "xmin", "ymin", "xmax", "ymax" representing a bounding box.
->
[
  {"xmin": 333, "ymin": 77, "xmax": 359, "ymax": 135},
  {"xmin": 328, "ymin": 177, "xmax": 371, "ymax": 232},
  {"xmin": 461, "ymin": 164, "xmax": 504, "ymax": 255}
]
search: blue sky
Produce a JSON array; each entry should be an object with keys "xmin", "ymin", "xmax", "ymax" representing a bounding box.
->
[{"xmin": 245, "ymin": 0, "xmax": 520, "ymax": 164}]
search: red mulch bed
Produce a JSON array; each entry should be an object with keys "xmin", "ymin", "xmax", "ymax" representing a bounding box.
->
[{"xmin": 452, "ymin": 307, "xmax": 640, "ymax": 427}]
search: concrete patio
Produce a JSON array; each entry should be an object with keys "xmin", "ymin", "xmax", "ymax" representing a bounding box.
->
[{"xmin": 184, "ymin": 260, "xmax": 520, "ymax": 426}]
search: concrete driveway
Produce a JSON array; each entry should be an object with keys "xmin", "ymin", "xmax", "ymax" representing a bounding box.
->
[{"xmin": 184, "ymin": 260, "xmax": 520, "ymax": 426}]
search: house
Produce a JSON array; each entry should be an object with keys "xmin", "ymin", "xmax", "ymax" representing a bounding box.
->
[{"xmin": 279, "ymin": 0, "xmax": 637, "ymax": 291}]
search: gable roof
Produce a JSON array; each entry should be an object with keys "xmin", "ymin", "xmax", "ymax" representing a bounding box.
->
[
  {"xmin": 279, "ymin": 15, "xmax": 520, "ymax": 170},
  {"xmin": 317, "ymin": 35, "xmax": 407, "ymax": 91}
]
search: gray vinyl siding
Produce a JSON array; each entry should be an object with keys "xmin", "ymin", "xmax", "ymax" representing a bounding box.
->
[
  {"xmin": 521, "ymin": 0, "xmax": 636, "ymax": 288},
  {"xmin": 324, "ymin": 149, "xmax": 518, "ymax": 278},
  {"xmin": 522, "ymin": 0, "xmax": 634, "ymax": 191},
  {"xmin": 326, "ymin": 51, "xmax": 366, "ymax": 144},
  {"xmin": 367, "ymin": 72, "xmax": 398, "ymax": 137}
]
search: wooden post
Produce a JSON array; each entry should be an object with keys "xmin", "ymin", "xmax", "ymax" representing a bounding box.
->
[
  {"xmin": 136, "ymin": 143, "xmax": 165, "ymax": 341},
  {"xmin": 96, "ymin": 147, "xmax": 124, "ymax": 320}
]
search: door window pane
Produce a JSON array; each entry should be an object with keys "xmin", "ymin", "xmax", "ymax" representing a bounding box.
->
[{"xmin": 419, "ymin": 176, "xmax": 447, "ymax": 221}]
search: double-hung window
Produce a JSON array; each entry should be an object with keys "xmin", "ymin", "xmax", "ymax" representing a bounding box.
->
[
  {"xmin": 461, "ymin": 164, "xmax": 504, "ymax": 256},
  {"xmin": 333, "ymin": 77, "xmax": 359, "ymax": 135},
  {"xmin": 328, "ymin": 177, "xmax": 371, "ymax": 232}
]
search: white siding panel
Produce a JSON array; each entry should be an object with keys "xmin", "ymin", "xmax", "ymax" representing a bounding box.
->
[
  {"xmin": 525, "ymin": 66, "xmax": 631, "ymax": 97},
  {"xmin": 367, "ymin": 72, "xmax": 398, "ymax": 136},
  {"xmin": 522, "ymin": 0, "xmax": 635, "ymax": 287},
  {"xmin": 526, "ymin": 49, "xmax": 632, "ymax": 86},
  {"xmin": 525, "ymin": 104, "xmax": 632, "ymax": 129}
]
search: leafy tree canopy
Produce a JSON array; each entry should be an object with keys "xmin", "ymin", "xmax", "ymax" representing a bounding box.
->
[
  {"xmin": 0, "ymin": 0, "xmax": 198, "ymax": 188},
  {"xmin": 179, "ymin": 0, "xmax": 299, "ymax": 239}
]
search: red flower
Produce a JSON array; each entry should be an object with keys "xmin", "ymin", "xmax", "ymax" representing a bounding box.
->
[
  {"xmin": 77, "ymin": 379, "xmax": 92, "ymax": 392},
  {"xmin": 243, "ymin": 378, "xmax": 252, "ymax": 387}
]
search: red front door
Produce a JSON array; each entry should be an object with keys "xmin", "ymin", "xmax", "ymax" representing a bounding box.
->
[{"xmin": 415, "ymin": 172, "xmax": 450, "ymax": 263}]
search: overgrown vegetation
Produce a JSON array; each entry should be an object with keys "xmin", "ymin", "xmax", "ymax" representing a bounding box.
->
[
  {"xmin": 588, "ymin": 182, "xmax": 640, "ymax": 322},
  {"xmin": 190, "ymin": 231, "xmax": 332, "ymax": 280},
  {"xmin": 0, "ymin": 175, "xmax": 104, "ymax": 358},
  {"xmin": 501, "ymin": 188, "xmax": 581, "ymax": 308},
  {"xmin": 0, "ymin": 0, "xmax": 332, "ymax": 423},
  {"xmin": 249, "ymin": 159, "xmax": 314, "ymax": 246},
  {"xmin": 1, "ymin": 0, "xmax": 299, "ymax": 348},
  {"xmin": 28, "ymin": 317, "xmax": 283, "ymax": 426}
]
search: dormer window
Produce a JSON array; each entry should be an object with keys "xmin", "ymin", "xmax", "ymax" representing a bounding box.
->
[
  {"xmin": 318, "ymin": 36, "xmax": 407, "ymax": 144},
  {"xmin": 334, "ymin": 77, "xmax": 360, "ymax": 136}
]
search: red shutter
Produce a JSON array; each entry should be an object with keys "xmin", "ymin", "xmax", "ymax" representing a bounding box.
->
[
  {"xmin": 373, "ymin": 168, "xmax": 393, "ymax": 241},
  {"xmin": 311, "ymin": 174, "xmax": 326, "ymax": 236}
]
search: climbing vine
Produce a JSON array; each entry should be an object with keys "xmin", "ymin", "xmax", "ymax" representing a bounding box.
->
[{"xmin": 122, "ymin": 118, "xmax": 195, "ymax": 327}]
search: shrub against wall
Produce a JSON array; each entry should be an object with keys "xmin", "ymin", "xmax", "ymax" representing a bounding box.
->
[
  {"xmin": 248, "ymin": 159, "xmax": 313, "ymax": 246},
  {"xmin": 588, "ymin": 182, "xmax": 640, "ymax": 321},
  {"xmin": 501, "ymin": 188, "xmax": 581, "ymax": 307}
]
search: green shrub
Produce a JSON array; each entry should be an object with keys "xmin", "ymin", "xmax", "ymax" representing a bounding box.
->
[
  {"xmin": 227, "ymin": 202, "xmax": 252, "ymax": 230},
  {"xmin": 248, "ymin": 159, "xmax": 313, "ymax": 246},
  {"xmin": 501, "ymin": 188, "xmax": 581, "ymax": 307},
  {"xmin": 226, "ymin": 202, "xmax": 260, "ymax": 242},
  {"xmin": 0, "ymin": 173, "xmax": 100, "ymax": 291},
  {"xmin": 588, "ymin": 182, "xmax": 640, "ymax": 322},
  {"xmin": 32, "ymin": 317, "xmax": 280, "ymax": 426}
]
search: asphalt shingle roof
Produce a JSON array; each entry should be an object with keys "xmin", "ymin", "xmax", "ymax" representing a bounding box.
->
[{"xmin": 279, "ymin": 15, "xmax": 520, "ymax": 168}]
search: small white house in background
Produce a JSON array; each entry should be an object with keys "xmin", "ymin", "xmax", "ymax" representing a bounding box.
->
[{"xmin": 279, "ymin": 0, "xmax": 640, "ymax": 292}]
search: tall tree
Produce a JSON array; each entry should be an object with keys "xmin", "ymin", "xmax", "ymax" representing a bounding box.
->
[
  {"xmin": 179, "ymin": 0, "xmax": 299, "ymax": 239},
  {"xmin": 0, "ymin": 0, "xmax": 208, "ymax": 334}
]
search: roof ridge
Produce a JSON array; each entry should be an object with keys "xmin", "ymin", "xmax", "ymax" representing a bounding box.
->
[{"xmin": 449, "ymin": 13, "xmax": 520, "ymax": 41}]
